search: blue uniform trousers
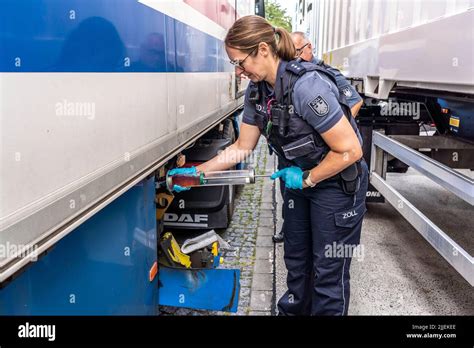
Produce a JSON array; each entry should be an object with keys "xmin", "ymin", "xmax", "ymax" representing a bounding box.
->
[{"xmin": 277, "ymin": 160, "xmax": 368, "ymax": 315}]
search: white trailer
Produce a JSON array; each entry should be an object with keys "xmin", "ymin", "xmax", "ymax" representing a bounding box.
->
[
  {"xmin": 0, "ymin": 0, "xmax": 256, "ymax": 290},
  {"xmin": 295, "ymin": 0, "xmax": 474, "ymax": 285}
]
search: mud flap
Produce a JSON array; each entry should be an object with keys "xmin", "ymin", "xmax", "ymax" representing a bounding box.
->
[{"xmin": 158, "ymin": 267, "xmax": 240, "ymax": 312}]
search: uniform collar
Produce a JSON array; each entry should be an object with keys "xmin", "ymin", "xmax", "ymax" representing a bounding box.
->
[
  {"xmin": 276, "ymin": 60, "xmax": 288, "ymax": 84},
  {"xmin": 274, "ymin": 60, "xmax": 289, "ymax": 102}
]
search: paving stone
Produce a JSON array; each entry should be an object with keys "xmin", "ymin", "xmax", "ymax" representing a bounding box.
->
[
  {"xmin": 261, "ymin": 191, "xmax": 273, "ymax": 203},
  {"xmin": 256, "ymin": 235, "xmax": 273, "ymax": 247},
  {"xmin": 239, "ymin": 277, "xmax": 252, "ymax": 288},
  {"xmin": 258, "ymin": 217, "xmax": 274, "ymax": 228},
  {"xmin": 242, "ymin": 265, "xmax": 254, "ymax": 273},
  {"xmin": 254, "ymin": 259, "xmax": 273, "ymax": 274},
  {"xmin": 259, "ymin": 210, "xmax": 274, "ymax": 219},
  {"xmin": 252, "ymin": 273, "xmax": 273, "ymax": 291},
  {"xmin": 260, "ymin": 202, "xmax": 274, "ymax": 211},
  {"xmin": 257, "ymin": 226, "xmax": 274, "ymax": 236},
  {"xmin": 240, "ymin": 286, "xmax": 251, "ymax": 293},
  {"xmin": 255, "ymin": 247, "xmax": 273, "ymax": 260},
  {"xmin": 250, "ymin": 290, "xmax": 273, "ymax": 311}
]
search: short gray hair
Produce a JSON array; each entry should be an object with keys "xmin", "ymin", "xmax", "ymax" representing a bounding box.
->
[
  {"xmin": 291, "ymin": 31, "xmax": 307, "ymax": 41},
  {"xmin": 291, "ymin": 31, "xmax": 314, "ymax": 49}
]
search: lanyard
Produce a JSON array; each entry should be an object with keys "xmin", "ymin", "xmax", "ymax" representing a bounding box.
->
[
  {"xmin": 265, "ymin": 97, "xmax": 275, "ymax": 136},
  {"xmin": 266, "ymin": 97, "xmax": 275, "ymax": 120}
]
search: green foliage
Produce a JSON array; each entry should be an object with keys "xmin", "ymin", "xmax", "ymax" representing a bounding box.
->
[{"xmin": 265, "ymin": 0, "xmax": 292, "ymax": 32}]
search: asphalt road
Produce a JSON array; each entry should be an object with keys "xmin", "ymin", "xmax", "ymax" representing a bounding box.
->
[{"xmin": 275, "ymin": 168, "xmax": 474, "ymax": 315}]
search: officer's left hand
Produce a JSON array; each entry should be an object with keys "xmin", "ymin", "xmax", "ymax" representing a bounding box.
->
[{"xmin": 270, "ymin": 166, "xmax": 303, "ymax": 189}]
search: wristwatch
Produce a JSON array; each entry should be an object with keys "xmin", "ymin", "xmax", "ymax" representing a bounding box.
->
[{"xmin": 303, "ymin": 170, "xmax": 316, "ymax": 188}]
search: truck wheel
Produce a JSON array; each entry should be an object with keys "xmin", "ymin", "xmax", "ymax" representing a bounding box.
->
[{"xmin": 223, "ymin": 119, "xmax": 237, "ymax": 225}]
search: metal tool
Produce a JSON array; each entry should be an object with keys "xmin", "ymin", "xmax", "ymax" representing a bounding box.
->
[{"xmin": 164, "ymin": 168, "xmax": 271, "ymax": 191}]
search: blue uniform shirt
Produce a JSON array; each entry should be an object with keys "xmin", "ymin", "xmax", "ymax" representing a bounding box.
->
[
  {"xmin": 311, "ymin": 57, "xmax": 362, "ymax": 109},
  {"xmin": 243, "ymin": 61, "xmax": 362, "ymax": 144}
]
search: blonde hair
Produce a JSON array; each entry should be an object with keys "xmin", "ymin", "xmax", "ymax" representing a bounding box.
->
[{"xmin": 225, "ymin": 15, "xmax": 295, "ymax": 61}]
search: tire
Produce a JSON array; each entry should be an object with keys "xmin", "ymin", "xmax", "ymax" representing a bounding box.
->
[
  {"xmin": 223, "ymin": 119, "xmax": 237, "ymax": 226},
  {"xmin": 221, "ymin": 118, "xmax": 234, "ymax": 139},
  {"xmin": 205, "ymin": 118, "xmax": 234, "ymax": 140}
]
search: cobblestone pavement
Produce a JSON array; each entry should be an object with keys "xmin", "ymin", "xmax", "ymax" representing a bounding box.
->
[
  {"xmin": 224, "ymin": 137, "xmax": 277, "ymax": 315},
  {"xmin": 160, "ymin": 137, "xmax": 280, "ymax": 316}
]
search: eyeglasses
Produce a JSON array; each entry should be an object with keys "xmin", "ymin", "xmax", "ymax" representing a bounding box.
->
[
  {"xmin": 229, "ymin": 46, "xmax": 258, "ymax": 70},
  {"xmin": 295, "ymin": 42, "xmax": 309, "ymax": 56}
]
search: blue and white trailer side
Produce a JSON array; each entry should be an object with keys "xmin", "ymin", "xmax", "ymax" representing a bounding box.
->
[{"xmin": 0, "ymin": 0, "xmax": 260, "ymax": 314}]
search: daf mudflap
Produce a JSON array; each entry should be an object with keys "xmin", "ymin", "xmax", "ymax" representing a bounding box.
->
[{"xmin": 152, "ymin": 116, "xmax": 243, "ymax": 312}]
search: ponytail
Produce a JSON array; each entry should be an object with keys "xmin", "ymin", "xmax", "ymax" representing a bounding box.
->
[
  {"xmin": 225, "ymin": 15, "xmax": 296, "ymax": 61},
  {"xmin": 273, "ymin": 26, "xmax": 296, "ymax": 61}
]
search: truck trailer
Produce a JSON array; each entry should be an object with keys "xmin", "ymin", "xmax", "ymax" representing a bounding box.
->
[
  {"xmin": 0, "ymin": 0, "xmax": 265, "ymax": 314},
  {"xmin": 295, "ymin": 0, "xmax": 474, "ymax": 285}
]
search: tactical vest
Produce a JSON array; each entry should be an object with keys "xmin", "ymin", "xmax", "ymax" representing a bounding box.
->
[
  {"xmin": 248, "ymin": 59, "xmax": 363, "ymax": 194},
  {"xmin": 249, "ymin": 59, "xmax": 355, "ymax": 171}
]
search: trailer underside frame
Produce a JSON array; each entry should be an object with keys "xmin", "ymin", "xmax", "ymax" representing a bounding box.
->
[{"xmin": 370, "ymin": 131, "xmax": 474, "ymax": 286}]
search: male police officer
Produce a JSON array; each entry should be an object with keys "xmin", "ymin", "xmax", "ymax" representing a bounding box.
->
[
  {"xmin": 291, "ymin": 32, "xmax": 363, "ymax": 115},
  {"xmin": 272, "ymin": 32, "xmax": 364, "ymax": 243}
]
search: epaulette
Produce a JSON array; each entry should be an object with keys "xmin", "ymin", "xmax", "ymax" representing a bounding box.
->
[{"xmin": 285, "ymin": 60, "xmax": 306, "ymax": 76}]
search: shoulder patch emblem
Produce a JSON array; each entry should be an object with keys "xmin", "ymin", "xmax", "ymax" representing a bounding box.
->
[
  {"xmin": 308, "ymin": 95, "xmax": 329, "ymax": 117},
  {"xmin": 342, "ymin": 86, "xmax": 353, "ymax": 97}
]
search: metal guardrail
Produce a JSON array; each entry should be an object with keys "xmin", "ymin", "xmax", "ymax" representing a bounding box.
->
[{"xmin": 370, "ymin": 131, "xmax": 474, "ymax": 286}]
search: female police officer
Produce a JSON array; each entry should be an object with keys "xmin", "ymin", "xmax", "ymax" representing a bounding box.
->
[{"xmin": 169, "ymin": 15, "xmax": 368, "ymax": 315}]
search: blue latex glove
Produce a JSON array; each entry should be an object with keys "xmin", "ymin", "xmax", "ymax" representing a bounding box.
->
[
  {"xmin": 270, "ymin": 166, "xmax": 303, "ymax": 189},
  {"xmin": 168, "ymin": 166, "xmax": 198, "ymax": 176},
  {"xmin": 168, "ymin": 166, "xmax": 198, "ymax": 192},
  {"xmin": 172, "ymin": 184, "xmax": 190, "ymax": 193}
]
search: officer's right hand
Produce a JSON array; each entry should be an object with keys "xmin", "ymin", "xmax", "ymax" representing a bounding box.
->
[
  {"xmin": 168, "ymin": 166, "xmax": 198, "ymax": 192},
  {"xmin": 270, "ymin": 166, "xmax": 303, "ymax": 189},
  {"xmin": 172, "ymin": 184, "xmax": 190, "ymax": 193}
]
